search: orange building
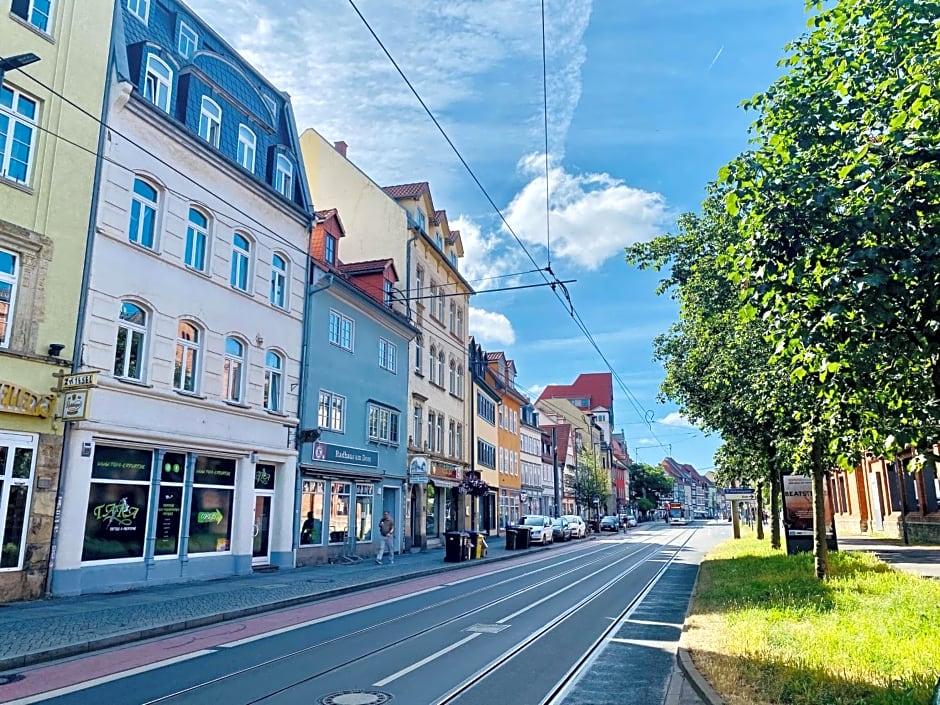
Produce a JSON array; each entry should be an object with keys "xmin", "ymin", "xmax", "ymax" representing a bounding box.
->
[{"xmin": 487, "ymin": 352, "xmax": 529, "ymax": 530}]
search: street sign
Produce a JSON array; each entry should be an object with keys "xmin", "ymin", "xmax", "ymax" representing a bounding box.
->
[{"xmin": 724, "ymin": 487, "xmax": 755, "ymax": 500}]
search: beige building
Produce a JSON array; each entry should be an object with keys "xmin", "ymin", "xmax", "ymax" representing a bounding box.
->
[
  {"xmin": 300, "ymin": 130, "xmax": 473, "ymax": 549},
  {"xmin": 0, "ymin": 2, "xmax": 114, "ymax": 600}
]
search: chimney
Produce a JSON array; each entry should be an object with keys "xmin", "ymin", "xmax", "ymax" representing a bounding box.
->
[{"xmin": 334, "ymin": 140, "xmax": 348, "ymax": 158}]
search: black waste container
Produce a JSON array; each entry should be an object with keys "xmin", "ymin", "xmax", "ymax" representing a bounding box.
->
[
  {"xmin": 505, "ymin": 527, "xmax": 518, "ymax": 550},
  {"xmin": 467, "ymin": 531, "xmax": 480, "ymax": 559},
  {"xmin": 516, "ymin": 526, "xmax": 532, "ymax": 550},
  {"xmin": 444, "ymin": 531, "xmax": 467, "ymax": 562}
]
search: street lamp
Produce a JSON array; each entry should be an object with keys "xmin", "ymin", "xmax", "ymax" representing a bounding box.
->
[{"xmin": 0, "ymin": 53, "xmax": 41, "ymax": 84}]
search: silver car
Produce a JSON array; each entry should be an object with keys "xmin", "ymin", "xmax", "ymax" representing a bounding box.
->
[{"xmin": 562, "ymin": 514, "xmax": 586, "ymax": 538}]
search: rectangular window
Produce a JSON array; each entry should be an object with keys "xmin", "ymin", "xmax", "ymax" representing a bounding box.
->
[
  {"xmin": 0, "ymin": 433, "xmax": 37, "ymax": 571},
  {"xmin": 236, "ymin": 124, "xmax": 256, "ymax": 172},
  {"xmin": 448, "ymin": 420, "xmax": 455, "ymax": 457},
  {"xmin": 437, "ymin": 288, "xmax": 444, "ymax": 321},
  {"xmin": 455, "ymin": 424, "xmax": 463, "ymax": 460},
  {"xmin": 355, "ymin": 484, "xmax": 374, "ymax": 542},
  {"xmin": 275, "ymin": 155, "xmax": 293, "ymax": 198},
  {"xmin": 299, "ymin": 480, "xmax": 324, "ymax": 545},
  {"xmin": 414, "ymin": 266, "xmax": 423, "ymax": 300},
  {"xmin": 429, "ymin": 282, "xmax": 439, "ymax": 319},
  {"xmin": 126, "ymin": 0, "xmax": 149, "ymax": 23},
  {"xmin": 188, "ymin": 456, "xmax": 235, "ymax": 554},
  {"xmin": 367, "ymin": 404, "xmax": 400, "ymax": 444},
  {"xmin": 198, "ymin": 97, "xmax": 221, "ymax": 148},
  {"xmin": 154, "ymin": 451, "xmax": 186, "ymax": 556},
  {"xmin": 0, "ymin": 249, "xmax": 18, "ymax": 348},
  {"xmin": 324, "ymin": 235, "xmax": 335, "ymax": 265},
  {"xmin": 384, "ymin": 278, "xmax": 393, "ymax": 307},
  {"xmin": 328, "ymin": 310, "xmax": 354, "ymax": 351},
  {"xmin": 449, "ymin": 301, "xmax": 456, "ymax": 332},
  {"xmin": 378, "ymin": 338, "xmax": 397, "ymax": 373},
  {"xmin": 328, "ymin": 482, "xmax": 350, "ymax": 544},
  {"xmin": 318, "ymin": 390, "xmax": 345, "ymax": 432},
  {"xmin": 11, "ymin": 0, "xmax": 53, "ymax": 33},
  {"xmin": 82, "ymin": 446, "xmax": 152, "ymax": 561},
  {"xmin": 0, "ymin": 84, "xmax": 38, "ymax": 185},
  {"xmin": 414, "ymin": 335, "xmax": 423, "ymax": 373},
  {"xmin": 177, "ymin": 19, "xmax": 198, "ymax": 58},
  {"xmin": 457, "ymin": 307, "xmax": 464, "ymax": 339},
  {"xmin": 477, "ymin": 439, "xmax": 496, "ymax": 469},
  {"xmin": 436, "ymin": 414, "xmax": 444, "ymax": 453},
  {"xmin": 427, "ymin": 411, "xmax": 435, "ymax": 452},
  {"xmin": 412, "ymin": 405, "xmax": 422, "ymax": 447},
  {"xmin": 477, "ymin": 392, "xmax": 495, "ymax": 425}
]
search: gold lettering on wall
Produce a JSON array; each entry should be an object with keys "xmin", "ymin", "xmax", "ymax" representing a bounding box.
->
[{"xmin": 0, "ymin": 380, "xmax": 56, "ymax": 418}]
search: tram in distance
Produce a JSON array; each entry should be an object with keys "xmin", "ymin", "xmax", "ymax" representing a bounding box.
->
[{"xmin": 667, "ymin": 502, "xmax": 688, "ymax": 525}]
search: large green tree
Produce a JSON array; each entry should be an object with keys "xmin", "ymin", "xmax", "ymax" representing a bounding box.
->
[{"xmin": 627, "ymin": 462, "xmax": 674, "ymax": 507}]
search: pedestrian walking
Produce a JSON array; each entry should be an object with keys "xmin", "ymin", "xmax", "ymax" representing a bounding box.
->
[{"xmin": 376, "ymin": 511, "xmax": 395, "ymax": 565}]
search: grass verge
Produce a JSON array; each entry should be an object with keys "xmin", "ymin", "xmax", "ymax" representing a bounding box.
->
[{"xmin": 685, "ymin": 531, "xmax": 940, "ymax": 705}]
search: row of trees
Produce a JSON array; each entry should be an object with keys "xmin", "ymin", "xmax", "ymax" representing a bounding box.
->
[
  {"xmin": 569, "ymin": 451, "xmax": 674, "ymax": 518},
  {"xmin": 627, "ymin": 0, "xmax": 940, "ymax": 578}
]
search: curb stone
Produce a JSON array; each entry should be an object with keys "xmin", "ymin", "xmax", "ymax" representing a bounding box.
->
[
  {"xmin": 0, "ymin": 540, "xmax": 574, "ymax": 673},
  {"xmin": 675, "ymin": 553, "xmax": 725, "ymax": 705}
]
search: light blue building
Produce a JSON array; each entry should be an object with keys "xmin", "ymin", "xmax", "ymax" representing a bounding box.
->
[{"xmin": 296, "ymin": 210, "xmax": 417, "ymax": 564}]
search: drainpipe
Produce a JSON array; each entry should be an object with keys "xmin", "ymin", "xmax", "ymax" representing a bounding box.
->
[
  {"xmin": 44, "ymin": 65, "xmax": 114, "ymax": 599},
  {"xmin": 405, "ymin": 231, "xmax": 419, "ymax": 320}
]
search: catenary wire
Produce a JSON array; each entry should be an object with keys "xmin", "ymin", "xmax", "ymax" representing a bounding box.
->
[{"xmin": 541, "ymin": 0, "xmax": 552, "ymax": 272}]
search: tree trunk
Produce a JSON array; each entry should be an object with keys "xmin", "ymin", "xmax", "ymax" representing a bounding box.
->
[
  {"xmin": 756, "ymin": 481, "xmax": 765, "ymax": 540},
  {"xmin": 769, "ymin": 458, "xmax": 782, "ymax": 550},
  {"xmin": 811, "ymin": 436, "xmax": 830, "ymax": 579}
]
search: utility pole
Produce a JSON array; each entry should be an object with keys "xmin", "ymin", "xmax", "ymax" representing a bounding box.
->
[{"xmin": 552, "ymin": 426, "xmax": 561, "ymax": 517}]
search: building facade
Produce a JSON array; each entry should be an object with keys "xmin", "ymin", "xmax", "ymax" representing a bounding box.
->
[
  {"xmin": 0, "ymin": 0, "xmax": 114, "ymax": 601},
  {"xmin": 488, "ymin": 352, "xmax": 526, "ymax": 528},
  {"xmin": 50, "ymin": 0, "xmax": 313, "ymax": 595},
  {"xmin": 469, "ymin": 338, "xmax": 499, "ymax": 533},
  {"xmin": 296, "ymin": 210, "xmax": 416, "ymax": 564},
  {"xmin": 520, "ymin": 405, "xmax": 543, "ymax": 516}
]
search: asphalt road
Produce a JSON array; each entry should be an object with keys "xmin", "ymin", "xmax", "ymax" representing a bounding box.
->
[{"xmin": 5, "ymin": 523, "xmax": 727, "ymax": 705}]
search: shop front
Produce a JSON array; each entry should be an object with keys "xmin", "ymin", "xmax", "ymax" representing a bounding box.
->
[
  {"xmin": 425, "ymin": 460, "xmax": 464, "ymax": 546},
  {"xmin": 297, "ymin": 441, "xmax": 397, "ymax": 565}
]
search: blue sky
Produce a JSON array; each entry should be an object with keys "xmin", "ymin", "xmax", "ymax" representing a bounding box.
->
[{"xmin": 189, "ymin": 0, "xmax": 810, "ymax": 471}]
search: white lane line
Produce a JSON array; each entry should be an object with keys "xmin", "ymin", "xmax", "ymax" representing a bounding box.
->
[
  {"xmin": 219, "ymin": 586, "xmax": 444, "ymax": 648},
  {"xmin": 440, "ymin": 544, "xmax": 611, "ymax": 587},
  {"xmin": 4, "ymin": 650, "xmax": 216, "ymax": 705},
  {"xmin": 372, "ymin": 633, "xmax": 480, "ymax": 687}
]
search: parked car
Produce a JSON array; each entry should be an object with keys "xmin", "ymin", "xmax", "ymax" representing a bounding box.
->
[
  {"xmin": 520, "ymin": 515, "xmax": 553, "ymax": 544},
  {"xmin": 599, "ymin": 515, "xmax": 620, "ymax": 532},
  {"xmin": 551, "ymin": 517, "xmax": 572, "ymax": 542},
  {"xmin": 562, "ymin": 514, "xmax": 586, "ymax": 538}
]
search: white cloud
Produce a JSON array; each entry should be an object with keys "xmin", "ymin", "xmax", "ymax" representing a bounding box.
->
[
  {"xmin": 659, "ymin": 412, "xmax": 695, "ymax": 428},
  {"xmin": 469, "ymin": 307, "xmax": 516, "ymax": 346}
]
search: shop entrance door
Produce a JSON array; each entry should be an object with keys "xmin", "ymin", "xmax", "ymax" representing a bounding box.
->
[{"xmin": 252, "ymin": 494, "xmax": 273, "ymax": 565}]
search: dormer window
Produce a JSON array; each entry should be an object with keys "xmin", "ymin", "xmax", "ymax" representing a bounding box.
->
[
  {"xmin": 178, "ymin": 20, "xmax": 198, "ymax": 58},
  {"xmin": 143, "ymin": 55, "xmax": 172, "ymax": 113},
  {"xmin": 275, "ymin": 155, "xmax": 293, "ymax": 198},
  {"xmin": 383, "ymin": 278, "xmax": 393, "ymax": 307},
  {"xmin": 416, "ymin": 209, "xmax": 426, "ymax": 232},
  {"xmin": 324, "ymin": 235, "xmax": 336, "ymax": 265},
  {"xmin": 198, "ymin": 97, "xmax": 221, "ymax": 148},
  {"xmin": 435, "ymin": 233, "xmax": 443, "ymax": 250}
]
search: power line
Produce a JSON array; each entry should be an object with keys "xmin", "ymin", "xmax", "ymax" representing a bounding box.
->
[
  {"xmin": 408, "ymin": 279, "xmax": 575, "ymax": 301},
  {"xmin": 540, "ymin": 0, "xmax": 552, "ymax": 272}
]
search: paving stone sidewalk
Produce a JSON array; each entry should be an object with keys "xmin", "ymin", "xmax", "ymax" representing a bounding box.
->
[{"xmin": 0, "ymin": 540, "xmax": 544, "ymax": 671}]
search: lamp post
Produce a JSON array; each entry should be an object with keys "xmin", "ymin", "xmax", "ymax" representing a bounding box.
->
[{"xmin": 0, "ymin": 53, "xmax": 41, "ymax": 85}]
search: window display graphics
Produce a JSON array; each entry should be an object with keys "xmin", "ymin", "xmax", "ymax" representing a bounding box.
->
[{"xmin": 189, "ymin": 456, "xmax": 236, "ymax": 553}]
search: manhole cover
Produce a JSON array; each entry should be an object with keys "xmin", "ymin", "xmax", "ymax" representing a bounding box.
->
[
  {"xmin": 317, "ymin": 691, "xmax": 391, "ymax": 705},
  {"xmin": 0, "ymin": 674, "xmax": 25, "ymax": 686}
]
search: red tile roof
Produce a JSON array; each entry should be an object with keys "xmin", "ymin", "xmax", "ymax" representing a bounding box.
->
[
  {"xmin": 314, "ymin": 208, "xmax": 337, "ymax": 219},
  {"xmin": 382, "ymin": 182, "xmax": 429, "ymax": 199},
  {"xmin": 339, "ymin": 258, "xmax": 389, "ymax": 275},
  {"xmin": 536, "ymin": 372, "xmax": 613, "ymax": 413}
]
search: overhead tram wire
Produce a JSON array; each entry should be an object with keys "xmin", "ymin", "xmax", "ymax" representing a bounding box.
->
[
  {"xmin": 348, "ymin": 0, "xmax": 669, "ymax": 448},
  {"xmin": 541, "ymin": 0, "xmax": 552, "ymax": 274}
]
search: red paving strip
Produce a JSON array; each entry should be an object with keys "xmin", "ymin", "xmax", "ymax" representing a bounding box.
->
[{"xmin": 0, "ymin": 546, "xmax": 581, "ymax": 701}]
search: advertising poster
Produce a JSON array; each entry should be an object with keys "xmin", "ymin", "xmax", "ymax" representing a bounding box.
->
[
  {"xmin": 154, "ymin": 485, "xmax": 183, "ymax": 556},
  {"xmin": 81, "ymin": 482, "xmax": 150, "ymax": 561},
  {"xmin": 782, "ymin": 474, "xmax": 836, "ymax": 554}
]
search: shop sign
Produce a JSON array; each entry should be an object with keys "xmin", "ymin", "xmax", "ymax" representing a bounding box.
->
[
  {"xmin": 431, "ymin": 460, "xmax": 459, "ymax": 481},
  {"xmin": 57, "ymin": 371, "xmax": 99, "ymax": 390},
  {"xmin": 61, "ymin": 389, "xmax": 91, "ymax": 421},
  {"xmin": 92, "ymin": 446, "xmax": 153, "ymax": 482},
  {"xmin": 408, "ymin": 456, "xmax": 429, "ymax": 484},
  {"xmin": 312, "ymin": 441, "xmax": 378, "ymax": 468},
  {"xmin": 0, "ymin": 380, "xmax": 55, "ymax": 418},
  {"xmin": 193, "ymin": 456, "xmax": 236, "ymax": 486},
  {"xmin": 81, "ymin": 483, "xmax": 150, "ymax": 561}
]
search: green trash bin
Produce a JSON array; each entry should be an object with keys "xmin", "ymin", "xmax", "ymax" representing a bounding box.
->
[
  {"xmin": 505, "ymin": 527, "xmax": 518, "ymax": 550},
  {"xmin": 516, "ymin": 526, "xmax": 532, "ymax": 549}
]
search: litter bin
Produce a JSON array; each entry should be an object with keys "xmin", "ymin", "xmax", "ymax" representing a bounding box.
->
[
  {"xmin": 516, "ymin": 526, "xmax": 532, "ymax": 550},
  {"xmin": 467, "ymin": 531, "xmax": 487, "ymax": 558},
  {"xmin": 505, "ymin": 527, "xmax": 518, "ymax": 550},
  {"xmin": 444, "ymin": 531, "xmax": 468, "ymax": 562}
]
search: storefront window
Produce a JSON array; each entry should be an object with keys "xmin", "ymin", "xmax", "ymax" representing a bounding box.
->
[
  {"xmin": 82, "ymin": 446, "xmax": 153, "ymax": 562},
  {"xmin": 154, "ymin": 451, "xmax": 186, "ymax": 556},
  {"xmin": 0, "ymin": 435, "xmax": 36, "ymax": 570},
  {"xmin": 499, "ymin": 489, "xmax": 509, "ymax": 529},
  {"xmin": 300, "ymin": 480, "xmax": 324, "ymax": 545},
  {"xmin": 329, "ymin": 482, "xmax": 350, "ymax": 544},
  {"xmin": 444, "ymin": 487, "xmax": 456, "ymax": 532},
  {"xmin": 355, "ymin": 483, "xmax": 373, "ymax": 541},
  {"xmin": 187, "ymin": 456, "xmax": 235, "ymax": 553},
  {"xmin": 426, "ymin": 482, "xmax": 437, "ymax": 538}
]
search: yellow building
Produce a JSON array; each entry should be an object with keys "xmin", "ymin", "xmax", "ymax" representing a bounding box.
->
[
  {"xmin": 0, "ymin": 3, "xmax": 113, "ymax": 600},
  {"xmin": 487, "ymin": 352, "xmax": 528, "ymax": 529}
]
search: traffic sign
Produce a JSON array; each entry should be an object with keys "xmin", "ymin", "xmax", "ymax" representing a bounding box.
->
[{"xmin": 724, "ymin": 487, "xmax": 755, "ymax": 500}]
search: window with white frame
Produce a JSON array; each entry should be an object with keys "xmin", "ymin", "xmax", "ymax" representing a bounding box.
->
[
  {"xmin": 436, "ymin": 414, "xmax": 444, "ymax": 452},
  {"xmin": 416, "ymin": 209, "xmax": 426, "ymax": 232},
  {"xmin": 449, "ymin": 251, "xmax": 458, "ymax": 268},
  {"xmin": 222, "ymin": 336, "xmax": 245, "ymax": 403},
  {"xmin": 318, "ymin": 390, "xmax": 345, "ymax": 431},
  {"xmin": 127, "ymin": 0, "xmax": 149, "ymax": 23},
  {"xmin": 378, "ymin": 338, "xmax": 397, "ymax": 373},
  {"xmin": 456, "ymin": 424, "xmax": 463, "ymax": 459},
  {"xmin": 0, "ymin": 249, "xmax": 18, "ymax": 348},
  {"xmin": 448, "ymin": 358, "xmax": 456, "ymax": 394},
  {"xmin": 173, "ymin": 320, "xmax": 200, "ymax": 393},
  {"xmin": 0, "ymin": 85, "xmax": 38, "ymax": 184},
  {"xmin": 429, "ymin": 282, "xmax": 439, "ymax": 318},
  {"xmin": 270, "ymin": 253, "xmax": 287, "ymax": 308},
  {"xmin": 414, "ymin": 334, "xmax": 423, "ymax": 373},
  {"xmin": 412, "ymin": 405, "xmax": 422, "ymax": 446},
  {"xmin": 324, "ymin": 235, "xmax": 336, "ymax": 265},
  {"xmin": 436, "ymin": 288, "xmax": 444, "ymax": 321},
  {"xmin": 477, "ymin": 439, "xmax": 495, "ymax": 469},
  {"xmin": 177, "ymin": 19, "xmax": 198, "ymax": 58},
  {"xmin": 456, "ymin": 365, "xmax": 464, "ymax": 398},
  {"xmin": 184, "ymin": 207, "xmax": 208, "ymax": 271},
  {"xmin": 426, "ymin": 410, "xmax": 436, "ymax": 452},
  {"xmin": 128, "ymin": 177, "xmax": 159, "ymax": 249},
  {"xmin": 448, "ymin": 420, "xmax": 455, "ymax": 457},
  {"xmin": 11, "ymin": 0, "xmax": 53, "ymax": 33},
  {"xmin": 449, "ymin": 301, "xmax": 456, "ymax": 332},
  {"xmin": 414, "ymin": 265, "xmax": 423, "ymax": 300},
  {"xmin": 477, "ymin": 391, "xmax": 495, "ymax": 425},
  {"xmin": 275, "ymin": 154, "xmax": 293, "ymax": 198},
  {"xmin": 230, "ymin": 233, "xmax": 251, "ymax": 291},
  {"xmin": 114, "ymin": 301, "xmax": 147, "ymax": 380},
  {"xmin": 456, "ymin": 307, "xmax": 464, "ymax": 339},
  {"xmin": 435, "ymin": 233, "xmax": 443, "ymax": 250},
  {"xmin": 143, "ymin": 54, "xmax": 171, "ymax": 112},
  {"xmin": 198, "ymin": 97, "xmax": 221, "ymax": 148},
  {"xmin": 367, "ymin": 403, "xmax": 399, "ymax": 445},
  {"xmin": 328, "ymin": 309, "xmax": 353, "ymax": 351},
  {"xmin": 437, "ymin": 350, "xmax": 445, "ymax": 387},
  {"xmin": 0, "ymin": 431, "xmax": 38, "ymax": 571},
  {"xmin": 383, "ymin": 278, "xmax": 393, "ymax": 307},
  {"xmin": 261, "ymin": 94, "xmax": 278, "ymax": 126},
  {"xmin": 428, "ymin": 345, "xmax": 436, "ymax": 382},
  {"xmin": 264, "ymin": 350, "xmax": 283, "ymax": 412},
  {"xmin": 236, "ymin": 124, "xmax": 256, "ymax": 172}
]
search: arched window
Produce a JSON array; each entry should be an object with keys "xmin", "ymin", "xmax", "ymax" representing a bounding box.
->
[
  {"xmin": 143, "ymin": 54, "xmax": 172, "ymax": 112},
  {"xmin": 437, "ymin": 350, "xmax": 445, "ymax": 387},
  {"xmin": 198, "ymin": 96, "xmax": 222, "ymax": 148},
  {"xmin": 264, "ymin": 350, "xmax": 283, "ymax": 412},
  {"xmin": 184, "ymin": 207, "xmax": 208, "ymax": 271},
  {"xmin": 237, "ymin": 124, "xmax": 256, "ymax": 171},
  {"xmin": 129, "ymin": 177, "xmax": 159, "ymax": 249},
  {"xmin": 270, "ymin": 252, "xmax": 288, "ymax": 308},
  {"xmin": 231, "ymin": 233, "xmax": 251, "ymax": 291},
  {"xmin": 449, "ymin": 358, "xmax": 456, "ymax": 394},
  {"xmin": 275, "ymin": 154, "xmax": 293, "ymax": 198},
  {"xmin": 223, "ymin": 336, "xmax": 245, "ymax": 403},
  {"xmin": 173, "ymin": 320, "xmax": 200, "ymax": 392},
  {"xmin": 114, "ymin": 301, "xmax": 147, "ymax": 380}
]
